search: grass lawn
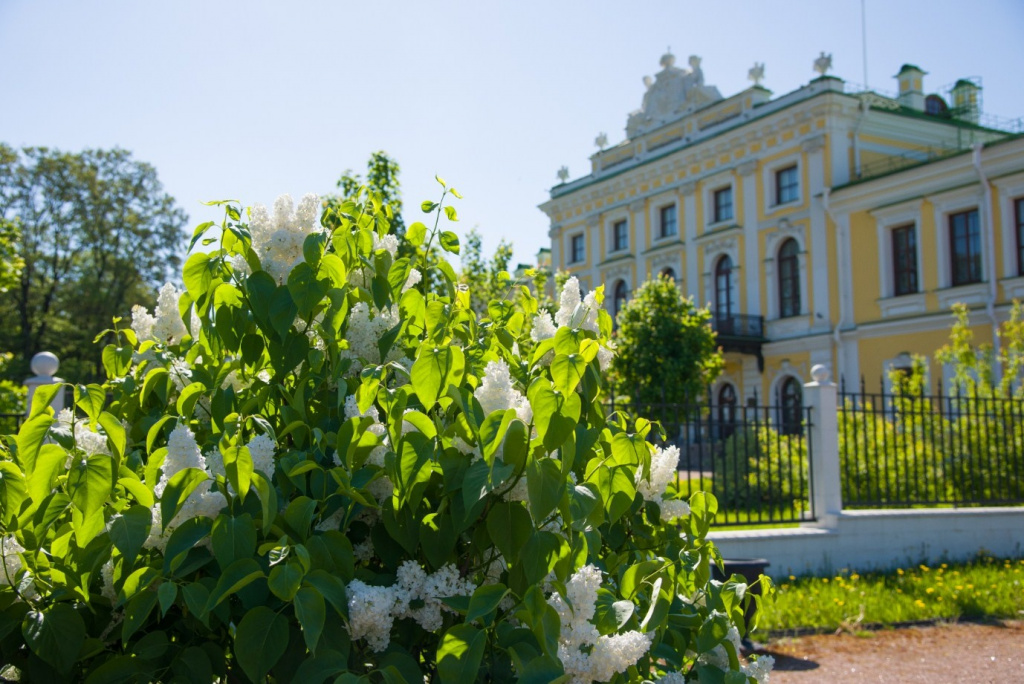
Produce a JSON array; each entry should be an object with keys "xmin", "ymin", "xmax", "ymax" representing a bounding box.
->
[{"xmin": 754, "ymin": 555, "xmax": 1024, "ymax": 636}]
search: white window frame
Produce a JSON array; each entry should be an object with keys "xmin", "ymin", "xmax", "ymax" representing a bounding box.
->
[
  {"xmin": 703, "ymin": 171, "xmax": 737, "ymax": 230},
  {"xmin": 992, "ymin": 173, "xmax": 1024, "ymax": 289},
  {"xmin": 763, "ymin": 219, "xmax": 809, "ymax": 321},
  {"xmin": 604, "ymin": 209, "xmax": 630, "ymax": 257},
  {"xmin": 568, "ymin": 232, "xmax": 586, "ymax": 265},
  {"xmin": 762, "ymin": 153, "xmax": 803, "ymax": 214},
  {"xmin": 871, "ymin": 200, "xmax": 925, "ymax": 317},
  {"xmin": 649, "ymin": 195, "xmax": 680, "ymax": 244}
]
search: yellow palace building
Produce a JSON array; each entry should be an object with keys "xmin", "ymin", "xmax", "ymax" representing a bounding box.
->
[{"xmin": 539, "ymin": 52, "xmax": 1024, "ymax": 403}]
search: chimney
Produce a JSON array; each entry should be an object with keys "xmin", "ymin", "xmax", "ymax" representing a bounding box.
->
[
  {"xmin": 895, "ymin": 64, "xmax": 926, "ymax": 111},
  {"xmin": 951, "ymin": 79, "xmax": 981, "ymax": 124}
]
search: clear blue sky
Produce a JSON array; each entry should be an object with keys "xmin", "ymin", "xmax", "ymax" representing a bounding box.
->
[{"xmin": 3, "ymin": 0, "xmax": 1023, "ymax": 270}]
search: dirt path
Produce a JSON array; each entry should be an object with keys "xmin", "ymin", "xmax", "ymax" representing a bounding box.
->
[{"xmin": 758, "ymin": 620, "xmax": 1024, "ymax": 683}]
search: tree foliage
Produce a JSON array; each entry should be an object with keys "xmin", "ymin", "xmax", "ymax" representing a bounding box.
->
[
  {"xmin": 0, "ymin": 144, "xmax": 187, "ymax": 381},
  {"xmin": 459, "ymin": 227, "xmax": 513, "ymax": 315},
  {"xmin": 0, "ymin": 180, "xmax": 770, "ymax": 681},
  {"xmin": 0, "ymin": 216, "xmax": 23, "ymax": 294},
  {"xmin": 611, "ymin": 276, "xmax": 724, "ymax": 406}
]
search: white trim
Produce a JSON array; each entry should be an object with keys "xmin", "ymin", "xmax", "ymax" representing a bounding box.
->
[
  {"xmin": 936, "ymin": 282, "xmax": 989, "ymax": 309},
  {"xmin": 878, "ymin": 292, "xmax": 927, "ymax": 318}
]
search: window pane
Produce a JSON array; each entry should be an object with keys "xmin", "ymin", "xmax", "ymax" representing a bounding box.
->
[
  {"xmin": 778, "ymin": 239, "xmax": 800, "ymax": 318},
  {"xmin": 714, "ymin": 188, "xmax": 733, "ymax": 223},
  {"xmin": 571, "ymin": 235, "xmax": 585, "ymax": 263},
  {"xmin": 613, "ymin": 220, "xmax": 628, "ymax": 251},
  {"xmin": 660, "ymin": 205, "xmax": 677, "ymax": 237},
  {"xmin": 776, "ymin": 166, "xmax": 798, "ymax": 204},
  {"xmin": 950, "ymin": 209, "xmax": 981, "ymax": 285},
  {"xmin": 1017, "ymin": 199, "xmax": 1024, "ymax": 276},
  {"xmin": 892, "ymin": 225, "xmax": 918, "ymax": 296}
]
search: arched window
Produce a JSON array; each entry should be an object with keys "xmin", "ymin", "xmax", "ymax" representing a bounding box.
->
[
  {"xmin": 779, "ymin": 376, "xmax": 803, "ymax": 435},
  {"xmin": 717, "ymin": 383, "xmax": 737, "ymax": 439},
  {"xmin": 778, "ymin": 238, "xmax": 800, "ymax": 318},
  {"xmin": 613, "ymin": 280, "xmax": 629, "ymax": 320},
  {"xmin": 714, "ymin": 255, "xmax": 734, "ymax": 324},
  {"xmin": 660, "ymin": 267, "xmax": 676, "ymax": 282}
]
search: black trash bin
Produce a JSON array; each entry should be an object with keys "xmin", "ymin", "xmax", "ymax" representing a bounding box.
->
[{"xmin": 711, "ymin": 558, "xmax": 770, "ymax": 636}]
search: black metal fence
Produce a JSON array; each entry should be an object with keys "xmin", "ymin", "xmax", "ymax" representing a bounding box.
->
[
  {"xmin": 839, "ymin": 379, "xmax": 1024, "ymax": 507},
  {"xmin": 606, "ymin": 394, "xmax": 815, "ymax": 527},
  {"xmin": 0, "ymin": 413, "xmax": 22, "ymax": 435}
]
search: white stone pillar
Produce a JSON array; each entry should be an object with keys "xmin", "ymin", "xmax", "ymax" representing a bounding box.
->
[
  {"xmin": 804, "ymin": 363, "xmax": 841, "ymax": 528},
  {"xmin": 680, "ymin": 182, "xmax": 699, "ymax": 301},
  {"xmin": 24, "ymin": 352, "xmax": 64, "ymax": 417}
]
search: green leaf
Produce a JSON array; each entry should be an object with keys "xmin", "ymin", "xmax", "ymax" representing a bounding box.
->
[
  {"xmin": 443, "ymin": 206, "xmax": 458, "ymax": 222},
  {"xmin": 158, "ymin": 583, "xmax": 177, "ymax": 617},
  {"xmin": 75, "ymin": 384, "xmax": 106, "ymax": 425},
  {"xmin": 421, "ymin": 200, "xmax": 438, "ymax": 213},
  {"xmin": 16, "ymin": 414, "xmax": 54, "ymax": 474},
  {"xmin": 68, "ymin": 454, "xmax": 114, "ymax": 519},
  {"xmin": 118, "ymin": 476, "xmax": 154, "ymax": 508},
  {"xmin": 141, "ymin": 367, "xmax": 169, "ymax": 406},
  {"xmin": 122, "ymin": 589, "xmax": 159, "ymax": 642},
  {"xmin": 163, "ymin": 517, "xmax": 214, "ymax": 574},
  {"xmin": 270, "ymin": 286, "xmax": 299, "ymax": 341},
  {"xmin": 175, "ymin": 383, "xmax": 207, "ymax": 419},
  {"xmin": 522, "ymin": 532, "xmax": 565, "ymax": 585},
  {"xmin": 440, "ymin": 230, "xmax": 460, "ymax": 253},
  {"xmin": 210, "ymin": 513, "xmax": 256, "ymax": 571},
  {"xmin": 29, "ymin": 444, "xmax": 67, "ymax": 505},
  {"xmin": 234, "ymin": 606, "xmax": 289, "ymax": 683},
  {"xmin": 486, "ymin": 501, "xmax": 533, "ymax": 561},
  {"xmin": 222, "ymin": 445, "xmax": 253, "ymax": 502},
  {"xmin": 304, "ymin": 570, "xmax": 349, "ymax": 619},
  {"xmin": 550, "ymin": 353, "xmax": 587, "ymax": 395},
  {"xmin": 467, "ymin": 584, "xmax": 508, "ymax": 626},
  {"xmin": 294, "ymin": 586, "xmax": 326, "ymax": 653},
  {"xmin": 527, "ymin": 379, "xmax": 581, "ymax": 451},
  {"xmin": 22, "ymin": 604, "xmax": 86, "ymax": 676},
  {"xmin": 303, "ymin": 232, "xmax": 327, "ymax": 268},
  {"xmin": 29, "ymin": 383, "xmax": 62, "ymax": 419},
  {"xmin": 98, "ymin": 412, "xmax": 126, "ymax": 458},
  {"xmin": 205, "ymin": 559, "xmax": 263, "ymax": 611},
  {"xmin": 0, "ymin": 462, "xmax": 27, "ymax": 524},
  {"xmin": 437, "ymin": 623, "xmax": 486, "ymax": 684},
  {"xmin": 253, "ymin": 471, "xmax": 278, "ymax": 536},
  {"xmin": 288, "ymin": 262, "xmax": 329, "ymax": 314},
  {"xmin": 183, "ymin": 252, "xmax": 213, "ymax": 302},
  {"xmin": 435, "ymin": 174, "xmax": 447, "ymax": 188},
  {"xmin": 292, "ymin": 650, "xmax": 350, "ymax": 683},
  {"xmin": 526, "ymin": 458, "xmax": 563, "ymax": 524},
  {"xmin": 411, "ymin": 344, "xmax": 465, "ymax": 409},
  {"xmin": 407, "ymin": 221, "xmax": 428, "ymax": 247},
  {"xmin": 109, "ymin": 506, "xmax": 152, "ymax": 566},
  {"xmin": 146, "ymin": 415, "xmax": 176, "ymax": 455},
  {"xmin": 268, "ymin": 560, "xmax": 304, "ymax": 601},
  {"xmin": 84, "ymin": 654, "xmax": 141, "ymax": 684},
  {"xmin": 159, "ymin": 468, "xmax": 209, "ymax": 532}
]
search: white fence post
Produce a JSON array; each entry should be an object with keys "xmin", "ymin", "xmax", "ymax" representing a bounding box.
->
[
  {"xmin": 804, "ymin": 364, "xmax": 841, "ymax": 527},
  {"xmin": 24, "ymin": 352, "xmax": 64, "ymax": 417}
]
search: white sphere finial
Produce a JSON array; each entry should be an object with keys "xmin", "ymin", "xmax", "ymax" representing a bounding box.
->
[
  {"xmin": 31, "ymin": 352, "xmax": 59, "ymax": 378},
  {"xmin": 810, "ymin": 364, "xmax": 830, "ymax": 383}
]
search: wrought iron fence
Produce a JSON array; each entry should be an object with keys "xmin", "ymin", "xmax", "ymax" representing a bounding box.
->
[
  {"xmin": 606, "ymin": 393, "xmax": 814, "ymax": 527},
  {"xmin": 0, "ymin": 413, "xmax": 23, "ymax": 435},
  {"xmin": 839, "ymin": 378, "xmax": 1024, "ymax": 507}
]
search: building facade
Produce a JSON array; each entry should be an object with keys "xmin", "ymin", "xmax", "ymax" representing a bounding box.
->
[{"xmin": 538, "ymin": 52, "xmax": 1024, "ymax": 403}]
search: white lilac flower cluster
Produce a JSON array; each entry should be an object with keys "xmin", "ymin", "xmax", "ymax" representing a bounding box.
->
[
  {"xmin": 696, "ymin": 621, "xmax": 774, "ymax": 683},
  {"xmin": 346, "ymin": 561, "xmax": 476, "ymax": 652},
  {"xmin": 340, "ymin": 302, "xmax": 406, "ymax": 376},
  {"xmin": 0, "ymin": 536, "xmax": 25, "ymax": 587},
  {"xmin": 239, "ymin": 194, "xmax": 322, "ymax": 284},
  {"xmin": 547, "ymin": 564, "xmax": 653, "ymax": 684},
  {"xmin": 635, "ymin": 445, "xmax": 692, "ymax": 522},
  {"xmin": 131, "ymin": 283, "xmax": 190, "ymax": 346},
  {"xmin": 144, "ymin": 424, "xmax": 226, "ymax": 552},
  {"xmin": 531, "ymin": 277, "xmax": 613, "ymax": 370},
  {"xmin": 55, "ymin": 408, "xmax": 110, "ymax": 464},
  {"xmin": 474, "ymin": 359, "xmax": 533, "ymax": 424}
]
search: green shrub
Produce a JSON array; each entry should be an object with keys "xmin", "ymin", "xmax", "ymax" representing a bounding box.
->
[
  {"xmin": 712, "ymin": 426, "xmax": 808, "ymax": 511},
  {"xmin": 0, "ymin": 182, "xmax": 772, "ymax": 682}
]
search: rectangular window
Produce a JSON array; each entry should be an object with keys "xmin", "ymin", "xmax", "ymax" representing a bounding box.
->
[
  {"xmin": 713, "ymin": 187, "xmax": 733, "ymax": 223},
  {"xmin": 570, "ymin": 234, "xmax": 585, "ymax": 264},
  {"xmin": 891, "ymin": 224, "xmax": 918, "ymax": 296},
  {"xmin": 1016, "ymin": 198, "xmax": 1024, "ymax": 276},
  {"xmin": 612, "ymin": 219, "xmax": 628, "ymax": 252},
  {"xmin": 949, "ymin": 209, "xmax": 981, "ymax": 286},
  {"xmin": 659, "ymin": 205, "xmax": 677, "ymax": 238},
  {"xmin": 775, "ymin": 165, "xmax": 799, "ymax": 205}
]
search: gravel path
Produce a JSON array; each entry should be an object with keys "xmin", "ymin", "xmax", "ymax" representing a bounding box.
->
[{"xmin": 758, "ymin": 620, "xmax": 1024, "ymax": 683}]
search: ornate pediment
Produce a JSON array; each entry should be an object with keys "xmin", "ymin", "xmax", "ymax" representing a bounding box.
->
[{"xmin": 626, "ymin": 52, "xmax": 723, "ymax": 139}]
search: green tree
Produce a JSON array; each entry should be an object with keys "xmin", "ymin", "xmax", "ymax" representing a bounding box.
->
[
  {"xmin": 0, "ymin": 144, "xmax": 187, "ymax": 381},
  {"xmin": 0, "ymin": 217, "xmax": 23, "ymax": 293},
  {"xmin": 332, "ymin": 150, "xmax": 405, "ymax": 238},
  {"xmin": 612, "ymin": 275, "xmax": 724, "ymax": 406}
]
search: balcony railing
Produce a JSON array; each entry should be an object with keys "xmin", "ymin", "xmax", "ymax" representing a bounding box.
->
[{"xmin": 711, "ymin": 313, "xmax": 766, "ymax": 371}]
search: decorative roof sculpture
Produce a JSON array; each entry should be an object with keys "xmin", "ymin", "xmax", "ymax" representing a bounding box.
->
[
  {"xmin": 813, "ymin": 51, "xmax": 833, "ymax": 76},
  {"xmin": 626, "ymin": 51, "xmax": 723, "ymax": 138},
  {"xmin": 748, "ymin": 62, "xmax": 765, "ymax": 87}
]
